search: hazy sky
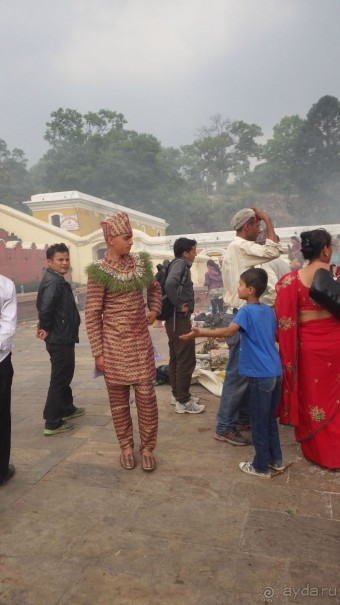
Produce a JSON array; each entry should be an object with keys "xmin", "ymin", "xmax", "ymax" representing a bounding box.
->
[{"xmin": 1, "ymin": 0, "xmax": 340, "ymax": 166}]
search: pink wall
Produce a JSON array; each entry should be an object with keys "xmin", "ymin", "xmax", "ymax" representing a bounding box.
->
[{"xmin": 0, "ymin": 232, "xmax": 48, "ymax": 284}]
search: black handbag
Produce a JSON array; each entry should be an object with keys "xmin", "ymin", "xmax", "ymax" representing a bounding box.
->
[{"xmin": 310, "ymin": 268, "xmax": 340, "ymax": 317}]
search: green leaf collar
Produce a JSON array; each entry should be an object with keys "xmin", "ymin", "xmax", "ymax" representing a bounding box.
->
[{"xmin": 86, "ymin": 251, "xmax": 155, "ymax": 293}]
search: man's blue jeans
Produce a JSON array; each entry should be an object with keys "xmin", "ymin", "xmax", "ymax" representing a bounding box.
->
[
  {"xmin": 249, "ymin": 375, "xmax": 283, "ymax": 473},
  {"xmin": 216, "ymin": 314, "xmax": 250, "ymax": 435}
]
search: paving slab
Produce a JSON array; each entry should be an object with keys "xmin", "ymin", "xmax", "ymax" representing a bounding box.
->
[{"xmin": 0, "ymin": 315, "xmax": 339, "ymax": 605}]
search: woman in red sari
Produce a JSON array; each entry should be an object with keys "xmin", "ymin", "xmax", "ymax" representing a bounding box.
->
[{"xmin": 275, "ymin": 229, "xmax": 340, "ymax": 470}]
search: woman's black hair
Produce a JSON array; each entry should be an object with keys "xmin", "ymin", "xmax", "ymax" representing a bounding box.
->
[
  {"xmin": 300, "ymin": 229, "xmax": 332, "ymax": 260},
  {"xmin": 207, "ymin": 259, "xmax": 221, "ymax": 273}
]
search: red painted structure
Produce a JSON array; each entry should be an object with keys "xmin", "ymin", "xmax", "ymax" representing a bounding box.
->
[{"xmin": 0, "ymin": 230, "xmax": 48, "ymax": 285}]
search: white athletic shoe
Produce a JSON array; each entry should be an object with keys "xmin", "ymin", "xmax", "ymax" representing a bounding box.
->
[
  {"xmin": 175, "ymin": 399, "xmax": 205, "ymax": 414},
  {"xmin": 171, "ymin": 394, "xmax": 200, "ymax": 405},
  {"xmin": 268, "ymin": 461, "xmax": 285, "ymax": 471},
  {"xmin": 239, "ymin": 461, "xmax": 270, "ymax": 478}
]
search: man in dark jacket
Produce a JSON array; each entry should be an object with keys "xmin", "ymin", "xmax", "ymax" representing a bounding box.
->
[
  {"xmin": 36, "ymin": 243, "xmax": 84, "ymax": 435},
  {"xmin": 164, "ymin": 238, "xmax": 205, "ymax": 414}
]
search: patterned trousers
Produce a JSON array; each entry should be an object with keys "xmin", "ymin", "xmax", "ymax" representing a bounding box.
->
[{"xmin": 106, "ymin": 381, "xmax": 158, "ymax": 452}]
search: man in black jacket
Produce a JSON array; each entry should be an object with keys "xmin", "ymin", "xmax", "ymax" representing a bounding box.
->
[
  {"xmin": 36, "ymin": 243, "xmax": 84, "ymax": 435},
  {"xmin": 164, "ymin": 238, "xmax": 205, "ymax": 414}
]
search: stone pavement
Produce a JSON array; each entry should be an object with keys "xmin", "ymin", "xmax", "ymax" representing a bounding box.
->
[{"xmin": 1, "ymin": 316, "xmax": 340, "ymax": 605}]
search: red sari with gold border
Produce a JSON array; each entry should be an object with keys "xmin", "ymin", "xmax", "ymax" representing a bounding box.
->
[{"xmin": 275, "ymin": 270, "xmax": 340, "ymax": 469}]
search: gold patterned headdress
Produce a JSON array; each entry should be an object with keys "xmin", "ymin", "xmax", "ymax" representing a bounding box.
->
[{"xmin": 101, "ymin": 212, "xmax": 133, "ymax": 241}]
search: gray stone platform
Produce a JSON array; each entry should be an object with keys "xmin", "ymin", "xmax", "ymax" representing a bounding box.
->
[{"xmin": 0, "ymin": 316, "xmax": 339, "ymax": 605}]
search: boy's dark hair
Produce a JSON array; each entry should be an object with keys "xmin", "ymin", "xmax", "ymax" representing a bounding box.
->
[
  {"xmin": 240, "ymin": 268, "xmax": 268, "ymax": 298},
  {"xmin": 173, "ymin": 238, "xmax": 197, "ymax": 258},
  {"xmin": 46, "ymin": 243, "xmax": 69, "ymax": 260}
]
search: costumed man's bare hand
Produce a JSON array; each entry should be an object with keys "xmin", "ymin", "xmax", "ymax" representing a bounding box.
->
[
  {"xmin": 95, "ymin": 355, "xmax": 105, "ymax": 373},
  {"xmin": 146, "ymin": 310, "xmax": 157, "ymax": 325}
]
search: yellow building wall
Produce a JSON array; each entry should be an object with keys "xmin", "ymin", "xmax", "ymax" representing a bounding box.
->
[
  {"xmin": 130, "ymin": 221, "xmax": 165, "ymax": 237},
  {"xmin": 1, "ymin": 205, "xmax": 210, "ymax": 286},
  {"xmin": 31, "ymin": 207, "xmax": 166, "ymax": 237},
  {"xmin": 31, "ymin": 208, "xmax": 104, "ymax": 236}
]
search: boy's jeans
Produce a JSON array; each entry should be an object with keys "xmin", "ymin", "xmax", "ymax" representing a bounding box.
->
[
  {"xmin": 216, "ymin": 314, "xmax": 250, "ymax": 435},
  {"xmin": 249, "ymin": 375, "xmax": 283, "ymax": 473}
]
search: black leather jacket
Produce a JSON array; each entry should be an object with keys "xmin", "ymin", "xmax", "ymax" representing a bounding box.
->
[{"xmin": 36, "ymin": 268, "xmax": 80, "ymax": 344}]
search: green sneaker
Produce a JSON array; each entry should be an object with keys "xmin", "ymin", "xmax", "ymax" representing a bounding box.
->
[
  {"xmin": 62, "ymin": 407, "xmax": 86, "ymax": 420},
  {"xmin": 44, "ymin": 422, "xmax": 75, "ymax": 436}
]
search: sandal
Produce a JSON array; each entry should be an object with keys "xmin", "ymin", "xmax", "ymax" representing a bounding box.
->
[
  {"xmin": 141, "ymin": 451, "xmax": 156, "ymax": 472},
  {"xmin": 120, "ymin": 450, "xmax": 135, "ymax": 470}
]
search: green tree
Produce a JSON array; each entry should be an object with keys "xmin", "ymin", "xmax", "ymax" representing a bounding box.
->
[
  {"xmin": 251, "ymin": 115, "xmax": 305, "ymax": 194},
  {"xmin": 30, "ymin": 109, "xmax": 192, "ymax": 230},
  {"xmin": 83, "ymin": 109, "xmax": 127, "ymax": 135},
  {"xmin": 249, "ymin": 97, "xmax": 340, "ymax": 224},
  {"xmin": 0, "ymin": 139, "xmax": 31, "ymax": 212},
  {"xmin": 180, "ymin": 114, "xmax": 262, "ymax": 194},
  {"xmin": 296, "ymin": 95, "xmax": 340, "ymax": 191},
  {"xmin": 44, "ymin": 108, "xmax": 86, "ymax": 148},
  {"xmin": 44, "ymin": 107, "xmax": 127, "ymax": 148}
]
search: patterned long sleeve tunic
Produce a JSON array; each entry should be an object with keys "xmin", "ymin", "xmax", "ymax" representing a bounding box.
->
[{"xmin": 85, "ymin": 252, "xmax": 162, "ymax": 386}]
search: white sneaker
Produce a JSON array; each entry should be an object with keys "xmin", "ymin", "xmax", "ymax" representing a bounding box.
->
[
  {"xmin": 175, "ymin": 399, "xmax": 205, "ymax": 414},
  {"xmin": 239, "ymin": 461, "xmax": 270, "ymax": 478},
  {"xmin": 171, "ymin": 394, "xmax": 200, "ymax": 405},
  {"xmin": 268, "ymin": 461, "xmax": 285, "ymax": 471}
]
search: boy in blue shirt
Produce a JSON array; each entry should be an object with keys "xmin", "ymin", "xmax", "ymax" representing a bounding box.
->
[{"xmin": 181, "ymin": 268, "xmax": 283, "ymax": 478}]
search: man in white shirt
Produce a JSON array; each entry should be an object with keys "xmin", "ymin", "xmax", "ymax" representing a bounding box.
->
[
  {"xmin": 259, "ymin": 256, "xmax": 290, "ymax": 307},
  {"xmin": 216, "ymin": 208, "xmax": 280, "ymax": 446},
  {"xmin": 0, "ymin": 275, "xmax": 17, "ymax": 486}
]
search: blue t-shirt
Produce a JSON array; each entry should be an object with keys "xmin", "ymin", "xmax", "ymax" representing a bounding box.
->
[{"xmin": 234, "ymin": 303, "xmax": 282, "ymax": 378}]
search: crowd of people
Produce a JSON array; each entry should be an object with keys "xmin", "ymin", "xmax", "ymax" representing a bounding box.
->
[{"xmin": 1, "ymin": 208, "xmax": 339, "ymax": 487}]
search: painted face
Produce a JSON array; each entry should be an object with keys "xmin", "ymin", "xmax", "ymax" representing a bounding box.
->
[
  {"xmin": 107, "ymin": 233, "xmax": 133, "ymax": 257},
  {"xmin": 47, "ymin": 252, "xmax": 70, "ymax": 274},
  {"xmin": 184, "ymin": 246, "xmax": 197, "ymax": 263}
]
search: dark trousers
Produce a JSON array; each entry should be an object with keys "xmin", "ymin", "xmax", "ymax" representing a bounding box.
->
[
  {"xmin": 0, "ymin": 353, "xmax": 13, "ymax": 481},
  {"xmin": 44, "ymin": 343, "xmax": 76, "ymax": 429},
  {"xmin": 211, "ymin": 297, "xmax": 224, "ymax": 316},
  {"xmin": 165, "ymin": 314, "xmax": 196, "ymax": 403}
]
